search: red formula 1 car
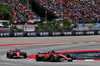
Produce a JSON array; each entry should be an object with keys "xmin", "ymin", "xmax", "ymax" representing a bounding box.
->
[
  {"xmin": 36, "ymin": 50, "xmax": 75, "ymax": 62},
  {"xmin": 7, "ymin": 49, "xmax": 27, "ymax": 59}
]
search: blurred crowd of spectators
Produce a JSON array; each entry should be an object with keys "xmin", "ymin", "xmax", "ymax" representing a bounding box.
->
[
  {"xmin": 5, "ymin": 0, "xmax": 40, "ymax": 23},
  {"xmin": 37, "ymin": 0, "xmax": 100, "ymax": 23}
]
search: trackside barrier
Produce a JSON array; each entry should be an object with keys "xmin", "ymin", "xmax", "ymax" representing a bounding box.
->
[{"xmin": 0, "ymin": 30, "xmax": 100, "ymax": 37}]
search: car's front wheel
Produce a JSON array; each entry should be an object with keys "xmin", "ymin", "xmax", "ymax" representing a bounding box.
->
[
  {"xmin": 36, "ymin": 54, "xmax": 43, "ymax": 61},
  {"xmin": 67, "ymin": 54, "xmax": 74, "ymax": 62},
  {"xmin": 7, "ymin": 52, "xmax": 10, "ymax": 58},
  {"xmin": 7, "ymin": 52, "xmax": 13, "ymax": 59}
]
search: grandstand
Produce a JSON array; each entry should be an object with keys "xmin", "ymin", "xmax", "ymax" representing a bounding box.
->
[
  {"xmin": 0, "ymin": 0, "xmax": 100, "ymax": 24},
  {"xmin": 34, "ymin": 0, "xmax": 100, "ymax": 23},
  {"xmin": 0, "ymin": 0, "xmax": 100, "ymax": 31},
  {"xmin": 29, "ymin": 0, "xmax": 58, "ymax": 21},
  {"xmin": 4, "ymin": 0, "xmax": 41, "ymax": 24}
]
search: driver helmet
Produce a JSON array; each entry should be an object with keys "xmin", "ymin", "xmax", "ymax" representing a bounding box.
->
[{"xmin": 52, "ymin": 50, "xmax": 55, "ymax": 53}]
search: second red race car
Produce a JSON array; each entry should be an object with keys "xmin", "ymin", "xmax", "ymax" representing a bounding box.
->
[
  {"xmin": 36, "ymin": 50, "xmax": 76, "ymax": 62},
  {"xmin": 7, "ymin": 48, "xmax": 27, "ymax": 59}
]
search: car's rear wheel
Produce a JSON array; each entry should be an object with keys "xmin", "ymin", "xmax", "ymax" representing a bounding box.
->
[
  {"xmin": 23, "ymin": 52, "xmax": 27, "ymax": 59},
  {"xmin": 51, "ymin": 54, "xmax": 58, "ymax": 62},
  {"xmin": 36, "ymin": 54, "xmax": 43, "ymax": 61}
]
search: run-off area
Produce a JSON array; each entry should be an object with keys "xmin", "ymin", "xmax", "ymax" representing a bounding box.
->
[{"xmin": 63, "ymin": 51, "xmax": 100, "ymax": 59}]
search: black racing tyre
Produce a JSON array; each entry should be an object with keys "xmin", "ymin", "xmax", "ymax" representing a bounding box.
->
[
  {"xmin": 36, "ymin": 54, "xmax": 43, "ymax": 61},
  {"xmin": 7, "ymin": 52, "xmax": 9, "ymax": 58},
  {"xmin": 8, "ymin": 52, "xmax": 13, "ymax": 59},
  {"xmin": 73, "ymin": 56, "xmax": 76, "ymax": 60},
  {"xmin": 9, "ymin": 55, "xmax": 13, "ymax": 59},
  {"xmin": 67, "ymin": 54, "xmax": 76, "ymax": 60},
  {"xmin": 51, "ymin": 54, "xmax": 58, "ymax": 62},
  {"xmin": 23, "ymin": 52, "xmax": 27, "ymax": 59},
  {"xmin": 67, "ymin": 54, "xmax": 73, "ymax": 62}
]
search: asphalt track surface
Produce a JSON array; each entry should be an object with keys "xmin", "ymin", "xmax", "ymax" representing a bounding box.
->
[{"xmin": 0, "ymin": 42, "xmax": 100, "ymax": 66}]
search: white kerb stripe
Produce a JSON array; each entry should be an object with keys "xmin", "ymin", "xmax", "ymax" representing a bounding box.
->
[{"xmin": 85, "ymin": 59, "xmax": 94, "ymax": 61}]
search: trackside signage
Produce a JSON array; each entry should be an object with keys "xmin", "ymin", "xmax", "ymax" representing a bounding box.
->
[
  {"xmin": 84, "ymin": 31, "xmax": 95, "ymax": 35},
  {"xmin": 52, "ymin": 32, "xmax": 61, "ymax": 36},
  {"xmin": 62, "ymin": 31, "xmax": 72, "ymax": 36},
  {"xmin": 98, "ymin": 31, "xmax": 100, "ymax": 34},
  {"xmin": 75, "ymin": 31, "xmax": 84, "ymax": 35},
  {"xmin": 26, "ymin": 32, "xmax": 36, "ymax": 37},
  {"xmin": 78, "ymin": 23, "xmax": 100, "ymax": 27},
  {"xmin": 38, "ymin": 32, "xmax": 49, "ymax": 36},
  {"xmin": 0, "ymin": 31, "xmax": 100, "ymax": 37},
  {"xmin": 14, "ymin": 32, "xmax": 24, "ymax": 37},
  {"xmin": 0, "ymin": 32, "xmax": 10, "ymax": 37},
  {"xmin": 84, "ymin": 23, "xmax": 95, "ymax": 27}
]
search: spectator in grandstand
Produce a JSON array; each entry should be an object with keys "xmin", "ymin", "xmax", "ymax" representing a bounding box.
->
[
  {"xmin": 37, "ymin": 0, "xmax": 100, "ymax": 23},
  {"xmin": 5, "ymin": 0, "xmax": 40, "ymax": 23}
]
